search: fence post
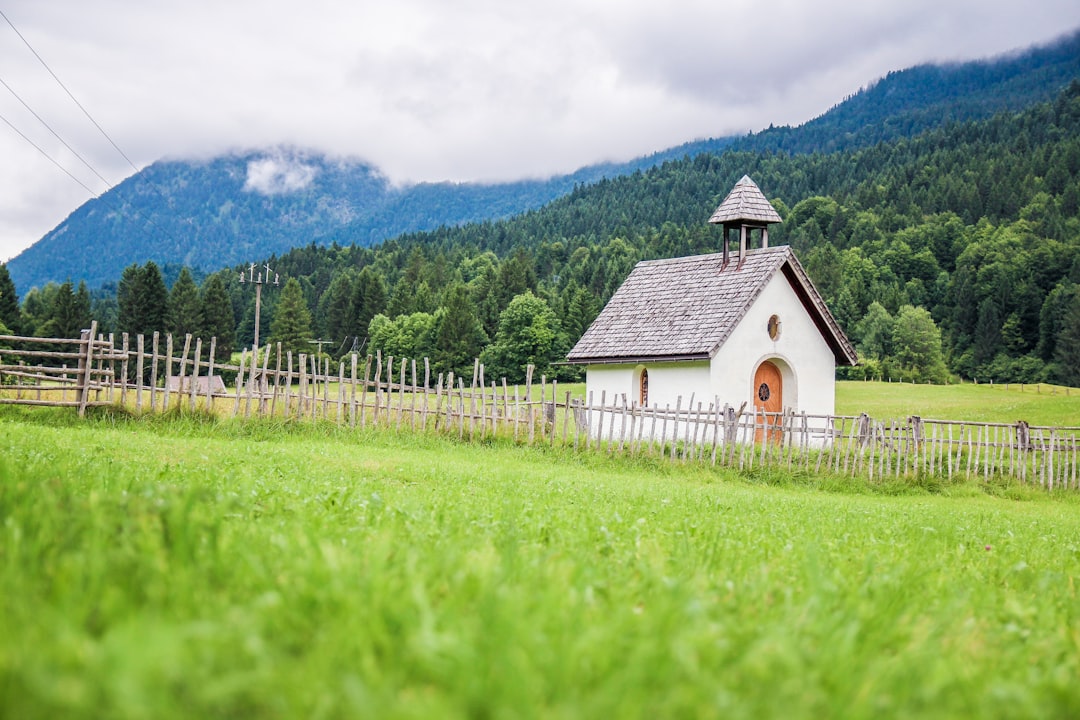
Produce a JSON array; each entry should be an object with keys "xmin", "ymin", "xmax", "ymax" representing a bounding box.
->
[{"xmin": 76, "ymin": 321, "xmax": 98, "ymax": 417}]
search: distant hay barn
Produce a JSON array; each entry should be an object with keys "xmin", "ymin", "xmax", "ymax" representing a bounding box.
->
[{"xmin": 566, "ymin": 175, "xmax": 857, "ymax": 438}]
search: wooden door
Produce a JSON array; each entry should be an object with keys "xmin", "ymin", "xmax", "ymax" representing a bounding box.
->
[{"xmin": 754, "ymin": 361, "xmax": 783, "ymax": 443}]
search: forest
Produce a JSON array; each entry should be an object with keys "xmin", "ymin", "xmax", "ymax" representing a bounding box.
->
[{"xmin": 3, "ymin": 80, "xmax": 1080, "ymax": 387}]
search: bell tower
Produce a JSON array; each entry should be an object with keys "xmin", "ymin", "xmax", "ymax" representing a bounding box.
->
[{"xmin": 708, "ymin": 175, "xmax": 782, "ymax": 267}]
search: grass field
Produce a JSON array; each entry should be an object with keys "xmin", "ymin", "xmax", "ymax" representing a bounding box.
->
[
  {"xmin": 2, "ymin": 406, "xmax": 1079, "ymax": 718},
  {"xmin": 836, "ymin": 380, "xmax": 1080, "ymax": 427}
]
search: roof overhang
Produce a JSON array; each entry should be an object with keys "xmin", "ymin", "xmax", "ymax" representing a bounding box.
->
[
  {"xmin": 564, "ymin": 353, "xmax": 711, "ymax": 366},
  {"xmin": 779, "ymin": 260, "xmax": 859, "ymax": 366}
]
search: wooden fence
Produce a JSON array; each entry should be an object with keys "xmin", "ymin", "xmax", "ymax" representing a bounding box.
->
[{"xmin": 2, "ymin": 327, "xmax": 1078, "ymax": 490}]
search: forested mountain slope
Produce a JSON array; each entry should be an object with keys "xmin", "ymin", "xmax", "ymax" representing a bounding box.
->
[
  {"xmin": 241, "ymin": 80, "xmax": 1080, "ymax": 385},
  {"xmin": 11, "ymin": 82, "xmax": 1080, "ymax": 386},
  {"xmin": 6, "ymin": 150, "xmax": 678, "ymax": 292},
  {"xmin": 7, "ymin": 29, "xmax": 1079, "ymax": 292}
]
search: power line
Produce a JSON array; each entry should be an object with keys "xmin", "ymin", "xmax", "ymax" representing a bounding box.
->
[
  {"xmin": 0, "ymin": 110, "xmax": 99, "ymax": 196},
  {"xmin": 0, "ymin": 8, "xmax": 138, "ymax": 174},
  {"xmin": 0, "ymin": 74, "xmax": 112, "ymax": 191},
  {"xmin": 0, "ymin": 9, "xmax": 197, "ymax": 272}
]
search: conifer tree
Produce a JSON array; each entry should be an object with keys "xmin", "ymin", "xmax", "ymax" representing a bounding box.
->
[
  {"xmin": 349, "ymin": 267, "xmax": 387, "ymax": 348},
  {"xmin": 44, "ymin": 280, "xmax": 91, "ymax": 339},
  {"xmin": 118, "ymin": 262, "xmax": 167, "ymax": 337},
  {"xmin": 433, "ymin": 284, "xmax": 488, "ymax": 377},
  {"xmin": 167, "ymin": 267, "xmax": 202, "ymax": 337},
  {"xmin": 561, "ymin": 283, "xmax": 601, "ymax": 342},
  {"xmin": 269, "ymin": 277, "xmax": 313, "ymax": 355},
  {"xmin": 1054, "ymin": 293, "xmax": 1080, "ymax": 387},
  {"xmin": 0, "ymin": 263, "xmax": 22, "ymax": 335},
  {"xmin": 973, "ymin": 298, "xmax": 1001, "ymax": 368},
  {"xmin": 198, "ymin": 273, "xmax": 236, "ymax": 361},
  {"xmin": 316, "ymin": 271, "xmax": 355, "ymax": 347}
]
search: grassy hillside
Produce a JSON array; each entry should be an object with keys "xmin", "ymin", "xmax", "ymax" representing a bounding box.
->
[{"xmin": 2, "ymin": 408, "xmax": 1078, "ymax": 718}]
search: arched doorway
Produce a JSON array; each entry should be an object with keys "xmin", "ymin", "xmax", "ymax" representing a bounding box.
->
[{"xmin": 754, "ymin": 360, "xmax": 783, "ymax": 443}]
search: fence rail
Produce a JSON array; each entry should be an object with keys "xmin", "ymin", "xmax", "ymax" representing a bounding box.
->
[{"xmin": 2, "ymin": 329, "xmax": 1078, "ymax": 490}]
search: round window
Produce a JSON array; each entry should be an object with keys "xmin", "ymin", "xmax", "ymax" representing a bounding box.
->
[
  {"xmin": 757, "ymin": 383, "xmax": 771, "ymax": 402},
  {"xmin": 767, "ymin": 314, "xmax": 781, "ymax": 340}
]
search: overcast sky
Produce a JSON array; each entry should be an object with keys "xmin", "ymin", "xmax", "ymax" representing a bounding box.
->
[{"xmin": 1, "ymin": 1, "xmax": 1079, "ymax": 263}]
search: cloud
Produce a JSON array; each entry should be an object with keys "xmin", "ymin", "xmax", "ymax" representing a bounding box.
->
[
  {"xmin": 1, "ymin": 0, "xmax": 1080, "ymax": 265},
  {"xmin": 243, "ymin": 154, "xmax": 318, "ymax": 195}
]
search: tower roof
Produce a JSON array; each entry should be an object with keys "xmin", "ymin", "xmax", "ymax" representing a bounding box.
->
[{"xmin": 708, "ymin": 175, "xmax": 782, "ymax": 226}]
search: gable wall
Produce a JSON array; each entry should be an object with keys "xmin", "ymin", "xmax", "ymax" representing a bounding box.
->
[{"xmin": 709, "ymin": 270, "xmax": 837, "ymax": 416}]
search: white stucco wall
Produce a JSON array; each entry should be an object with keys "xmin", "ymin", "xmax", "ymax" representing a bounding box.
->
[
  {"xmin": 711, "ymin": 271, "xmax": 837, "ymax": 418},
  {"xmin": 583, "ymin": 361, "xmax": 711, "ymax": 440}
]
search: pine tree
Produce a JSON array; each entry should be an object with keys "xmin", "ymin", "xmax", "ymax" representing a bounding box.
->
[
  {"xmin": 1036, "ymin": 282, "xmax": 1077, "ymax": 361},
  {"xmin": 494, "ymin": 249, "xmax": 537, "ymax": 309},
  {"xmin": 198, "ymin": 273, "xmax": 236, "ymax": 361},
  {"xmin": 561, "ymin": 283, "xmax": 600, "ymax": 342},
  {"xmin": 117, "ymin": 264, "xmax": 140, "ymax": 334},
  {"xmin": 118, "ymin": 262, "xmax": 168, "ymax": 337},
  {"xmin": 167, "ymin": 267, "xmax": 203, "ymax": 337},
  {"xmin": 139, "ymin": 262, "xmax": 168, "ymax": 335},
  {"xmin": 387, "ymin": 248, "xmax": 426, "ymax": 317},
  {"xmin": 316, "ymin": 271, "xmax": 354, "ymax": 347},
  {"xmin": 433, "ymin": 284, "xmax": 488, "ymax": 377},
  {"xmin": 0, "ymin": 263, "xmax": 22, "ymax": 335},
  {"xmin": 44, "ymin": 280, "xmax": 91, "ymax": 339},
  {"xmin": 973, "ymin": 298, "xmax": 1001, "ymax": 368},
  {"xmin": 349, "ymin": 267, "xmax": 387, "ymax": 348},
  {"xmin": 269, "ymin": 277, "xmax": 313, "ymax": 355},
  {"xmin": 1053, "ymin": 293, "xmax": 1080, "ymax": 387}
]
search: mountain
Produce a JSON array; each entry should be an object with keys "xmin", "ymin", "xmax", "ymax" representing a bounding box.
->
[
  {"xmin": 255, "ymin": 79, "xmax": 1080, "ymax": 385},
  {"xmin": 7, "ymin": 148, "xmax": 691, "ymax": 292},
  {"xmin": 6, "ymin": 28, "xmax": 1080, "ymax": 292}
]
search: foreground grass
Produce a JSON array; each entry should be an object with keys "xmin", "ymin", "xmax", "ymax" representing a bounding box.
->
[{"xmin": 1, "ymin": 408, "xmax": 1079, "ymax": 719}]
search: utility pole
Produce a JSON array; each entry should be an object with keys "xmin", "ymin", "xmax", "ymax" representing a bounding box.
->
[
  {"xmin": 308, "ymin": 338, "xmax": 334, "ymax": 358},
  {"xmin": 239, "ymin": 262, "xmax": 279, "ymax": 350},
  {"xmin": 239, "ymin": 262, "xmax": 280, "ymax": 412}
]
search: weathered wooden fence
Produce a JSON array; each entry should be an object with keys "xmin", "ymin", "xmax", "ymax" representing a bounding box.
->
[{"xmin": 2, "ymin": 329, "xmax": 1078, "ymax": 490}]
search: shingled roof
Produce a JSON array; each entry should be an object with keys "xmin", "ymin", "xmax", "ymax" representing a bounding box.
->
[
  {"xmin": 708, "ymin": 175, "xmax": 782, "ymax": 225},
  {"xmin": 566, "ymin": 246, "xmax": 857, "ymax": 366}
]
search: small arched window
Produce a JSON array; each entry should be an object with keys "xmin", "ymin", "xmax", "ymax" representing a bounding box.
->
[{"xmin": 639, "ymin": 368, "xmax": 649, "ymax": 406}]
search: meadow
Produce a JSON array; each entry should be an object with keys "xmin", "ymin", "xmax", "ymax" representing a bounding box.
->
[
  {"xmin": 2, "ymin": 404, "xmax": 1079, "ymax": 719},
  {"xmin": 836, "ymin": 380, "xmax": 1080, "ymax": 427}
]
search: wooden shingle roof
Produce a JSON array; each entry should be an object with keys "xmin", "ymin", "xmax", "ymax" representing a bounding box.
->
[
  {"xmin": 566, "ymin": 246, "xmax": 857, "ymax": 366},
  {"xmin": 708, "ymin": 175, "xmax": 782, "ymax": 225}
]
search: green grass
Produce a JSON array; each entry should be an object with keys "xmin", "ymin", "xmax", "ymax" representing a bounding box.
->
[
  {"xmin": 838, "ymin": 380, "xmax": 1080, "ymax": 427},
  {"xmin": 2, "ymin": 407, "xmax": 1079, "ymax": 718}
]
